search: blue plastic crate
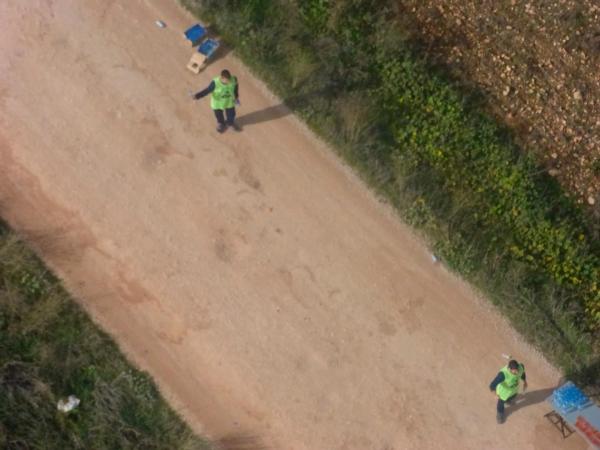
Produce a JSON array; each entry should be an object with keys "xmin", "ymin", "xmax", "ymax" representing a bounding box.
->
[
  {"xmin": 184, "ymin": 24, "xmax": 206, "ymax": 45},
  {"xmin": 552, "ymin": 382, "xmax": 592, "ymax": 414},
  {"xmin": 198, "ymin": 38, "xmax": 220, "ymax": 58}
]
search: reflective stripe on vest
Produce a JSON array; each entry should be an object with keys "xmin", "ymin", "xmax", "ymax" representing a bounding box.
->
[
  {"xmin": 210, "ymin": 76, "xmax": 237, "ymax": 110},
  {"xmin": 496, "ymin": 364, "xmax": 524, "ymax": 401}
]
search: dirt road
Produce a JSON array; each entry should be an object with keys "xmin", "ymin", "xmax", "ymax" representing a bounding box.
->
[{"xmin": 0, "ymin": 1, "xmax": 587, "ymax": 449}]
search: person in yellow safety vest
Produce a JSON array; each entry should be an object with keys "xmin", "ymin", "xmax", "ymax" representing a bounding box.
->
[
  {"xmin": 489, "ymin": 359, "xmax": 527, "ymax": 424},
  {"xmin": 193, "ymin": 69, "xmax": 241, "ymax": 133}
]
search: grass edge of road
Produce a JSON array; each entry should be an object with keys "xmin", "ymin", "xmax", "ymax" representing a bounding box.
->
[{"xmin": 0, "ymin": 221, "xmax": 216, "ymax": 449}]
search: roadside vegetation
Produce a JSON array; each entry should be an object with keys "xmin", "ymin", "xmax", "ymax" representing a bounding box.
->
[
  {"xmin": 0, "ymin": 222, "xmax": 210, "ymax": 449},
  {"xmin": 394, "ymin": 0, "xmax": 600, "ymax": 216},
  {"xmin": 182, "ymin": 0, "xmax": 600, "ymax": 386}
]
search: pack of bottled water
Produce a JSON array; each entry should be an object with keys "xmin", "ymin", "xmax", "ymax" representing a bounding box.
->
[{"xmin": 552, "ymin": 382, "xmax": 591, "ymax": 414}]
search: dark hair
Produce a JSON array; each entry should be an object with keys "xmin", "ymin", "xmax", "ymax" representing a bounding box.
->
[
  {"xmin": 221, "ymin": 69, "xmax": 232, "ymax": 79},
  {"xmin": 508, "ymin": 360, "xmax": 519, "ymax": 370}
]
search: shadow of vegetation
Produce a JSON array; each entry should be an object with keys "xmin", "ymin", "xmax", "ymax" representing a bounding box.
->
[
  {"xmin": 567, "ymin": 359, "xmax": 600, "ymax": 389},
  {"xmin": 215, "ymin": 433, "xmax": 269, "ymax": 450}
]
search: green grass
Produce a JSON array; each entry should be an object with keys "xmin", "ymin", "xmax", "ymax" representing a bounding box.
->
[
  {"xmin": 0, "ymin": 222, "xmax": 212, "ymax": 450},
  {"xmin": 181, "ymin": 0, "xmax": 599, "ymax": 386}
]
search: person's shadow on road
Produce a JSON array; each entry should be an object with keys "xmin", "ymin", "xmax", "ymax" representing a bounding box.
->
[
  {"xmin": 506, "ymin": 387, "xmax": 555, "ymax": 418},
  {"xmin": 236, "ymin": 103, "xmax": 291, "ymax": 127},
  {"xmin": 236, "ymin": 90, "xmax": 328, "ymax": 128}
]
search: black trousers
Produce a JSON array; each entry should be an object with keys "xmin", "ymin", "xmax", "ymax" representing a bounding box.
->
[
  {"xmin": 214, "ymin": 108, "xmax": 236, "ymax": 125},
  {"xmin": 497, "ymin": 394, "xmax": 517, "ymax": 414}
]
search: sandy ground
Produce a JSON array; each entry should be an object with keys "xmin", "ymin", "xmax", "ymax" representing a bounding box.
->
[{"xmin": 0, "ymin": 1, "xmax": 589, "ymax": 449}]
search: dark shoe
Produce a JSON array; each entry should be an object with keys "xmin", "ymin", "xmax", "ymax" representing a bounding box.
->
[
  {"xmin": 230, "ymin": 122, "xmax": 242, "ymax": 132},
  {"xmin": 216, "ymin": 123, "xmax": 226, "ymax": 133},
  {"xmin": 496, "ymin": 412, "xmax": 505, "ymax": 424}
]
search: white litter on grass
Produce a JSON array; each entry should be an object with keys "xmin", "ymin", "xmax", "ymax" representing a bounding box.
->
[
  {"xmin": 155, "ymin": 20, "xmax": 166, "ymax": 28},
  {"xmin": 431, "ymin": 254, "xmax": 438, "ymax": 263},
  {"xmin": 57, "ymin": 395, "xmax": 80, "ymax": 413}
]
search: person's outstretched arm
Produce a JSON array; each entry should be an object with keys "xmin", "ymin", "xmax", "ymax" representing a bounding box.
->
[
  {"xmin": 194, "ymin": 80, "xmax": 215, "ymax": 100},
  {"xmin": 489, "ymin": 372, "xmax": 505, "ymax": 393}
]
